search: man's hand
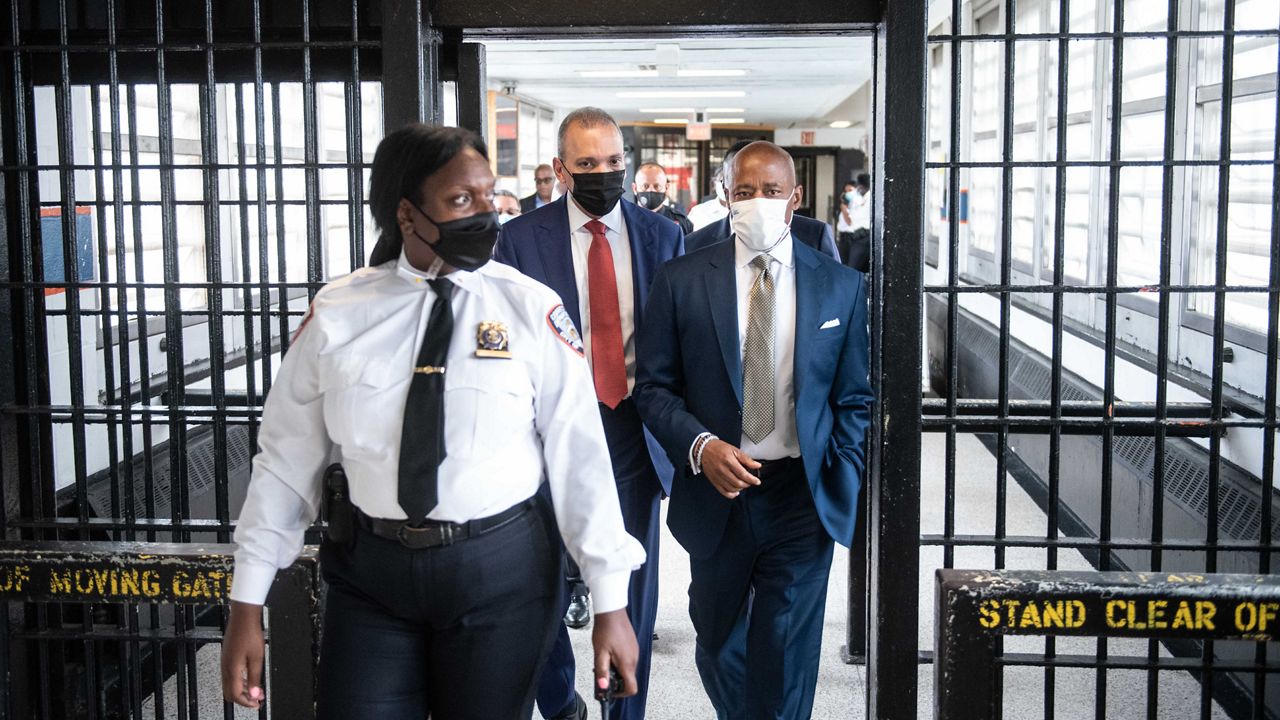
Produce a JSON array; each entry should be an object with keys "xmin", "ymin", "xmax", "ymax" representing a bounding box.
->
[
  {"xmin": 221, "ymin": 601, "xmax": 266, "ymax": 708},
  {"xmin": 700, "ymin": 439, "xmax": 761, "ymax": 499},
  {"xmin": 592, "ymin": 609, "xmax": 639, "ymax": 698}
]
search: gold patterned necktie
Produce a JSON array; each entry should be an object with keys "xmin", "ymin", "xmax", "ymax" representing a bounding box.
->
[{"xmin": 742, "ymin": 254, "xmax": 775, "ymax": 444}]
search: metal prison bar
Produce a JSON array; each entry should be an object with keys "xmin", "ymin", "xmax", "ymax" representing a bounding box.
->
[{"xmin": 924, "ymin": 0, "xmax": 1279, "ymax": 718}]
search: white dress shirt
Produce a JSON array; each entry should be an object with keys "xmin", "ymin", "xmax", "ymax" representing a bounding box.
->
[
  {"xmin": 734, "ymin": 233, "xmax": 800, "ymax": 461},
  {"xmin": 231, "ymin": 251, "xmax": 645, "ymax": 612},
  {"xmin": 566, "ymin": 195, "xmax": 637, "ymax": 394}
]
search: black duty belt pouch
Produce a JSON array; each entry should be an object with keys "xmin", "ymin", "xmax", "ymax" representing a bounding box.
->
[{"xmin": 323, "ymin": 463, "xmax": 355, "ymax": 548}]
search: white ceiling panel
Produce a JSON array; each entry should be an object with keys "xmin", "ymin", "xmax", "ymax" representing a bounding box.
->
[{"xmin": 480, "ymin": 35, "xmax": 874, "ymax": 126}]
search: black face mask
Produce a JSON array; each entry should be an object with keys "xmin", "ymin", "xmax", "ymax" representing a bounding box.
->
[
  {"xmin": 406, "ymin": 200, "xmax": 499, "ymax": 271},
  {"xmin": 569, "ymin": 169, "xmax": 626, "ymax": 217},
  {"xmin": 636, "ymin": 191, "xmax": 667, "ymax": 210}
]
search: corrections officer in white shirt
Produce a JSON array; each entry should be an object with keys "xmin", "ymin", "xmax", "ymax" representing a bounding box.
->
[{"xmin": 220, "ymin": 124, "xmax": 644, "ymax": 719}]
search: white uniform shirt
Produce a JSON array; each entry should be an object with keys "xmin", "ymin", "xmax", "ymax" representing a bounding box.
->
[
  {"xmin": 566, "ymin": 195, "xmax": 637, "ymax": 394},
  {"xmin": 734, "ymin": 233, "xmax": 800, "ymax": 461},
  {"xmin": 686, "ymin": 199, "xmax": 729, "ymax": 233},
  {"xmin": 231, "ymin": 251, "xmax": 645, "ymax": 613}
]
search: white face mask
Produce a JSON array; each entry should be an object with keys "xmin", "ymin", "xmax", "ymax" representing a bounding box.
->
[{"xmin": 730, "ymin": 197, "xmax": 791, "ymax": 253}]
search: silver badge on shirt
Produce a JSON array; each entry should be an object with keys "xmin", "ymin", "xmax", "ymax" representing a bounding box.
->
[{"xmin": 475, "ymin": 321, "xmax": 513, "ymax": 359}]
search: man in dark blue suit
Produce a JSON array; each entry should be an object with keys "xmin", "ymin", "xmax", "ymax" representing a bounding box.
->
[
  {"xmin": 495, "ymin": 107, "xmax": 681, "ymax": 720},
  {"xmin": 634, "ymin": 141, "xmax": 872, "ymax": 718},
  {"xmin": 684, "ymin": 141, "xmax": 840, "ymax": 261}
]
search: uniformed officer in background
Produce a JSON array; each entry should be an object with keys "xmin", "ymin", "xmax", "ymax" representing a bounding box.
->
[{"xmin": 220, "ymin": 123, "xmax": 643, "ymax": 720}]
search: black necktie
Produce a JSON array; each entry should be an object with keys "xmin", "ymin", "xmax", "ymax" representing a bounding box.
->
[{"xmin": 398, "ymin": 278, "xmax": 454, "ymax": 522}]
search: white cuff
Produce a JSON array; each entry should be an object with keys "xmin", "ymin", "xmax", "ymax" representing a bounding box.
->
[
  {"xmin": 229, "ymin": 561, "xmax": 278, "ymax": 605},
  {"xmin": 588, "ymin": 569, "xmax": 633, "ymax": 615},
  {"xmin": 688, "ymin": 432, "xmax": 716, "ymax": 475}
]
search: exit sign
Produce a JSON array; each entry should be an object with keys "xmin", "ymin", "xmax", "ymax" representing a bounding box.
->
[{"xmin": 800, "ymin": 131, "xmax": 816, "ymax": 145}]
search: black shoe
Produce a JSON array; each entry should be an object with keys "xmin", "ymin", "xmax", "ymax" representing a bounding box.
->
[
  {"xmin": 548, "ymin": 692, "xmax": 588, "ymax": 720},
  {"xmin": 564, "ymin": 586, "xmax": 591, "ymax": 629}
]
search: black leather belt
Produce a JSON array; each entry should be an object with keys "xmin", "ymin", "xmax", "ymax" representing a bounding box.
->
[
  {"xmin": 356, "ymin": 498, "xmax": 534, "ymax": 550},
  {"xmin": 750, "ymin": 456, "xmax": 802, "ymax": 480}
]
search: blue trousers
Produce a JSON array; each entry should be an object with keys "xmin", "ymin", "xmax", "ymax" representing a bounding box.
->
[
  {"xmin": 536, "ymin": 399, "xmax": 663, "ymax": 720},
  {"xmin": 687, "ymin": 459, "xmax": 834, "ymax": 720}
]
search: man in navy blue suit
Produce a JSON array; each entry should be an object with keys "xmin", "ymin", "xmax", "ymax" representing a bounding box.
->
[
  {"xmin": 494, "ymin": 107, "xmax": 682, "ymax": 720},
  {"xmin": 634, "ymin": 141, "xmax": 872, "ymax": 718},
  {"xmin": 684, "ymin": 140, "xmax": 840, "ymax": 261}
]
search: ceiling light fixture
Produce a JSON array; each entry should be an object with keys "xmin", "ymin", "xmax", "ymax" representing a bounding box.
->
[
  {"xmin": 617, "ymin": 90, "xmax": 746, "ymax": 98},
  {"xmin": 829, "ymin": 120, "xmax": 852, "ymax": 128},
  {"xmin": 638, "ymin": 108, "xmax": 697, "ymax": 113},
  {"xmin": 652, "ymin": 118, "xmax": 690, "ymax": 124},
  {"xmin": 706, "ymin": 107, "xmax": 746, "ymax": 113},
  {"xmin": 710, "ymin": 118, "xmax": 747, "ymax": 124},
  {"xmin": 676, "ymin": 69, "xmax": 748, "ymax": 78},
  {"xmin": 579, "ymin": 69, "xmax": 660, "ymax": 78}
]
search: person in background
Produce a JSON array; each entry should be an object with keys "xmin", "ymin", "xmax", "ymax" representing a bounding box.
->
[
  {"xmin": 835, "ymin": 180, "xmax": 858, "ymax": 265},
  {"xmin": 521, "ymin": 163, "xmax": 556, "ymax": 213},
  {"xmin": 847, "ymin": 173, "xmax": 871, "ymax": 273},
  {"xmin": 220, "ymin": 124, "xmax": 643, "ymax": 719},
  {"xmin": 495, "ymin": 189, "xmax": 522, "ymax": 224},
  {"xmin": 495, "ymin": 107, "xmax": 681, "ymax": 720},
  {"xmin": 686, "ymin": 166, "xmax": 730, "ymax": 232},
  {"xmin": 634, "ymin": 140, "xmax": 872, "ymax": 719},
  {"xmin": 632, "ymin": 162, "xmax": 693, "ymax": 235},
  {"xmin": 684, "ymin": 140, "xmax": 840, "ymax": 261}
]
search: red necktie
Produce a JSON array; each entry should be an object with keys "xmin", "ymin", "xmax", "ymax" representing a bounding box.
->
[{"xmin": 585, "ymin": 219, "xmax": 627, "ymax": 409}]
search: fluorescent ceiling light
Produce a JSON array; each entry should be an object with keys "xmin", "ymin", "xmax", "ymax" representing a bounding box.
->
[
  {"xmin": 579, "ymin": 69, "xmax": 660, "ymax": 78},
  {"xmin": 494, "ymin": 107, "xmax": 517, "ymax": 113},
  {"xmin": 677, "ymin": 69, "xmax": 748, "ymax": 78},
  {"xmin": 617, "ymin": 90, "xmax": 746, "ymax": 98},
  {"xmin": 653, "ymin": 117, "xmax": 748, "ymax": 125},
  {"xmin": 829, "ymin": 120, "xmax": 852, "ymax": 128},
  {"xmin": 639, "ymin": 107, "xmax": 747, "ymax": 114}
]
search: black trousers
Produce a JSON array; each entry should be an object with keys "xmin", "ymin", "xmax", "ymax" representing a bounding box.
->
[{"xmin": 316, "ymin": 501, "xmax": 561, "ymax": 720}]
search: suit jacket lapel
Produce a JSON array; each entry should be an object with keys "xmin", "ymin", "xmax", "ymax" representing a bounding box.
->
[
  {"xmin": 621, "ymin": 201, "xmax": 655, "ymax": 331},
  {"xmin": 705, "ymin": 242, "xmax": 742, "ymax": 407},
  {"xmin": 536, "ymin": 196, "xmax": 582, "ymax": 330},
  {"xmin": 792, "ymin": 242, "xmax": 825, "ymax": 439}
]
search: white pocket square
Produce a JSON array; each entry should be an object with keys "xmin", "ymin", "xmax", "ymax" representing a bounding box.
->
[{"xmin": 820, "ymin": 318, "xmax": 841, "ymax": 330}]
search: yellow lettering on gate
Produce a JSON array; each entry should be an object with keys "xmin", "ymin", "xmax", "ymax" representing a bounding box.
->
[
  {"xmin": 173, "ymin": 571, "xmax": 190, "ymax": 598},
  {"xmin": 1066, "ymin": 600, "xmax": 1086, "ymax": 628},
  {"xmin": 1042, "ymin": 601, "xmax": 1064, "ymax": 628},
  {"xmin": 1003, "ymin": 600, "xmax": 1021, "ymax": 627},
  {"xmin": 1259, "ymin": 603, "xmax": 1278, "ymax": 634},
  {"xmin": 1106, "ymin": 600, "xmax": 1128, "ymax": 628},
  {"xmin": 74, "ymin": 570, "xmax": 95, "ymax": 595},
  {"xmin": 141, "ymin": 570, "xmax": 161, "ymax": 597},
  {"xmin": 1146, "ymin": 600, "xmax": 1168, "ymax": 629},
  {"xmin": 1196, "ymin": 601, "xmax": 1216, "ymax": 630},
  {"xmin": 190, "ymin": 573, "xmax": 211, "ymax": 599},
  {"xmin": 1172, "ymin": 601, "xmax": 1195, "ymax": 630},
  {"xmin": 1020, "ymin": 602, "xmax": 1042, "ymax": 629},
  {"xmin": 49, "ymin": 569, "xmax": 72, "ymax": 594},
  {"xmin": 119, "ymin": 569, "xmax": 140, "ymax": 596},
  {"xmin": 1236, "ymin": 603, "xmax": 1257, "ymax": 632}
]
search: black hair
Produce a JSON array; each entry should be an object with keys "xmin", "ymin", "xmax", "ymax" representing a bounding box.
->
[
  {"xmin": 367, "ymin": 124, "xmax": 488, "ymax": 266},
  {"xmin": 856, "ymin": 172, "xmax": 871, "ymax": 190}
]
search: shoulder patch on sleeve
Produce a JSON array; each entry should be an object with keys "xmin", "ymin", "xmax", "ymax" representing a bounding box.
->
[{"xmin": 545, "ymin": 304, "xmax": 584, "ymax": 356}]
